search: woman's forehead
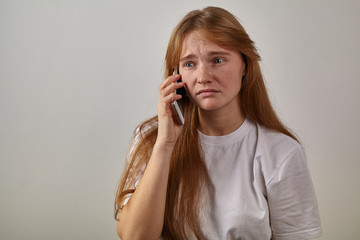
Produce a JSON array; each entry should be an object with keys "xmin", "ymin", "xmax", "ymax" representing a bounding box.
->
[{"xmin": 180, "ymin": 31, "xmax": 230, "ymax": 58}]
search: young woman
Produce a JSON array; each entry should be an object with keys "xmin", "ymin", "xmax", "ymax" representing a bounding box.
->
[{"xmin": 114, "ymin": 6, "xmax": 322, "ymax": 240}]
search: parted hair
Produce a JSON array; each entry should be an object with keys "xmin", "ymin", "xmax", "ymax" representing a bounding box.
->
[{"xmin": 115, "ymin": 6, "xmax": 297, "ymax": 239}]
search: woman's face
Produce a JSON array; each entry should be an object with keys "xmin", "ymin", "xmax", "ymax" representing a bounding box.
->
[{"xmin": 179, "ymin": 31, "xmax": 246, "ymax": 114}]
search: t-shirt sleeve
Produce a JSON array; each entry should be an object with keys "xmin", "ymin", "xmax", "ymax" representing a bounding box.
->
[
  {"xmin": 266, "ymin": 145, "xmax": 322, "ymax": 240},
  {"xmin": 119, "ymin": 129, "xmax": 146, "ymax": 211},
  {"xmin": 120, "ymin": 178, "xmax": 141, "ymax": 210}
]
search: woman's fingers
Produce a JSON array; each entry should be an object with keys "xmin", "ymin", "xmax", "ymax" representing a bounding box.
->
[
  {"xmin": 159, "ymin": 75, "xmax": 185, "ymax": 103},
  {"xmin": 162, "ymin": 91, "xmax": 181, "ymax": 103},
  {"xmin": 159, "ymin": 74, "xmax": 180, "ymax": 89},
  {"xmin": 156, "ymin": 74, "xmax": 185, "ymax": 144}
]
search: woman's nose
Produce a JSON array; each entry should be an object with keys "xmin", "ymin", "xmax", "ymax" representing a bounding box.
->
[{"xmin": 197, "ymin": 64, "xmax": 212, "ymax": 84}]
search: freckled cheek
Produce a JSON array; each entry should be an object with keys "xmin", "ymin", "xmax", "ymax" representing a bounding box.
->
[
  {"xmin": 180, "ymin": 74, "xmax": 195, "ymax": 91},
  {"xmin": 184, "ymin": 84, "xmax": 195, "ymax": 98},
  {"xmin": 223, "ymin": 73, "xmax": 242, "ymax": 87}
]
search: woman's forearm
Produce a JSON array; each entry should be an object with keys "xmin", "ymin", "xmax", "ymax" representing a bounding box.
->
[{"xmin": 117, "ymin": 142, "xmax": 174, "ymax": 240}]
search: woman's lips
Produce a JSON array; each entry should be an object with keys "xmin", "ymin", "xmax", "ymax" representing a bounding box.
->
[{"xmin": 196, "ymin": 89, "xmax": 220, "ymax": 97}]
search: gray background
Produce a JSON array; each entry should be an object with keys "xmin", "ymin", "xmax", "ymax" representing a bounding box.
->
[{"xmin": 1, "ymin": 0, "xmax": 359, "ymax": 239}]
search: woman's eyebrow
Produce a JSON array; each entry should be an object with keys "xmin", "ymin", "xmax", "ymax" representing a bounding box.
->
[
  {"xmin": 208, "ymin": 51, "xmax": 231, "ymax": 57},
  {"xmin": 179, "ymin": 54, "xmax": 196, "ymax": 62},
  {"xmin": 180, "ymin": 51, "xmax": 231, "ymax": 62}
]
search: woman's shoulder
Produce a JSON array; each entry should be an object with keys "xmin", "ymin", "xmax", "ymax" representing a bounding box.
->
[
  {"xmin": 255, "ymin": 122, "xmax": 302, "ymax": 156},
  {"xmin": 252, "ymin": 122, "xmax": 306, "ymax": 182}
]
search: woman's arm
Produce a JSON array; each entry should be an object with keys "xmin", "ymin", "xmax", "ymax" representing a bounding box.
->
[
  {"xmin": 117, "ymin": 74, "xmax": 185, "ymax": 240},
  {"xmin": 267, "ymin": 144, "xmax": 322, "ymax": 239}
]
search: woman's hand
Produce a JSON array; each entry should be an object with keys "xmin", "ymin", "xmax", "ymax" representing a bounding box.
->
[
  {"xmin": 117, "ymin": 74, "xmax": 185, "ymax": 240},
  {"xmin": 156, "ymin": 74, "xmax": 186, "ymax": 146}
]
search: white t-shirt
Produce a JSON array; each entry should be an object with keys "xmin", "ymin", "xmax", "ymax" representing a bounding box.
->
[
  {"xmin": 197, "ymin": 118, "xmax": 322, "ymax": 239},
  {"xmin": 123, "ymin": 118, "xmax": 322, "ymax": 239}
]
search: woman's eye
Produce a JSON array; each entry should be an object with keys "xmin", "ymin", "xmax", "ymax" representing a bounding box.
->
[
  {"xmin": 185, "ymin": 62, "xmax": 194, "ymax": 68},
  {"xmin": 214, "ymin": 58, "xmax": 224, "ymax": 64}
]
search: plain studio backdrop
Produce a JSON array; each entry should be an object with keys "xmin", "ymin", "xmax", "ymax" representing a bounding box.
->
[{"xmin": 0, "ymin": 0, "xmax": 359, "ymax": 239}]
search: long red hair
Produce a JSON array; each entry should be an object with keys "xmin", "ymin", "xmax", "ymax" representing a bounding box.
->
[{"xmin": 115, "ymin": 6, "xmax": 298, "ymax": 239}]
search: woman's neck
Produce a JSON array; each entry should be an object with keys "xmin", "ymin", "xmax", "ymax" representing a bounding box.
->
[{"xmin": 197, "ymin": 106, "xmax": 245, "ymax": 136}]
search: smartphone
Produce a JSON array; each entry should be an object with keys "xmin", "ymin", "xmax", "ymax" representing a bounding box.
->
[{"xmin": 171, "ymin": 67, "xmax": 186, "ymax": 125}]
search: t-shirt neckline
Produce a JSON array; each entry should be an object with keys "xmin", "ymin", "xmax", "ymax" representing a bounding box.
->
[{"xmin": 198, "ymin": 118, "xmax": 252, "ymax": 146}]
